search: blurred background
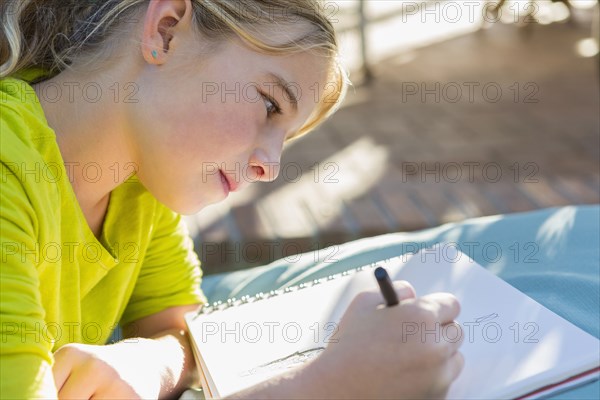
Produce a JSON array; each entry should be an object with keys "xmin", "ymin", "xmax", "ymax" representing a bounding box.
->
[{"xmin": 184, "ymin": 0, "xmax": 600, "ymax": 275}]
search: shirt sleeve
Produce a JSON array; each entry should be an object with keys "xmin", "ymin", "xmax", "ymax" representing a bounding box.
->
[
  {"xmin": 0, "ymin": 162, "xmax": 58, "ymax": 399},
  {"xmin": 120, "ymin": 203, "xmax": 207, "ymax": 327}
]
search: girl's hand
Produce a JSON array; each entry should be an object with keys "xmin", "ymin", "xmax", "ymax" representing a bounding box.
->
[
  {"xmin": 308, "ymin": 281, "xmax": 464, "ymax": 399},
  {"xmin": 53, "ymin": 340, "xmax": 166, "ymax": 399}
]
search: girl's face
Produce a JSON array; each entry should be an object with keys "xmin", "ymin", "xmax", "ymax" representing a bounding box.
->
[{"xmin": 127, "ymin": 39, "xmax": 329, "ymax": 215}]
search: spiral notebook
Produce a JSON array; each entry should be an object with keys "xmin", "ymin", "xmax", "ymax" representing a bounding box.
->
[{"xmin": 184, "ymin": 245, "xmax": 600, "ymax": 399}]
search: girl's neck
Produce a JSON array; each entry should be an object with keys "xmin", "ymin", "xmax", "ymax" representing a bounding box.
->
[{"xmin": 32, "ymin": 69, "xmax": 136, "ymax": 236}]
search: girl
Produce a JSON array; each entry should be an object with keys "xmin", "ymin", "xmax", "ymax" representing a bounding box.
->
[{"xmin": 0, "ymin": 0, "xmax": 464, "ymax": 398}]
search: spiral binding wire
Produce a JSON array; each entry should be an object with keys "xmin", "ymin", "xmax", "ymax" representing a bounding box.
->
[{"xmin": 193, "ymin": 258, "xmax": 399, "ymax": 318}]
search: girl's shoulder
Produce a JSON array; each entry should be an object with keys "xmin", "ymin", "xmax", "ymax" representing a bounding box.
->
[
  {"xmin": 1, "ymin": 72, "xmax": 57, "ymax": 160},
  {"xmin": 1, "ymin": 72, "xmax": 63, "ymax": 220},
  {"xmin": 7, "ymin": 67, "xmax": 51, "ymax": 83},
  {"xmin": 1, "ymin": 71, "xmax": 48, "ymax": 120}
]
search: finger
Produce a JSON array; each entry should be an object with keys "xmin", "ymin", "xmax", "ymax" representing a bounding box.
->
[
  {"xmin": 52, "ymin": 347, "xmax": 80, "ymax": 392},
  {"xmin": 393, "ymin": 280, "xmax": 417, "ymax": 301},
  {"xmin": 439, "ymin": 320, "xmax": 464, "ymax": 358},
  {"xmin": 89, "ymin": 380, "xmax": 139, "ymax": 400},
  {"xmin": 433, "ymin": 351, "xmax": 465, "ymax": 398},
  {"xmin": 52, "ymin": 361, "xmax": 72, "ymax": 393},
  {"xmin": 443, "ymin": 350, "xmax": 465, "ymax": 385},
  {"xmin": 420, "ymin": 292, "xmax": 461, "ymax": 324},
  {"xmin": 356, "ymin": 280, "xmax": 416, "ymax": 309},
  {"xmin": 58, "ymin": 365, "xmax": 96, "ymax": 400}
]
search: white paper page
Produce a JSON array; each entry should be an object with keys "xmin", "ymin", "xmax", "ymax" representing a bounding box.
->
[
  {"xmin": 186, "ymin": 271, "xmax": 378, "ymax": 398},
  {"xmin": 186, "ymin": 246, "xmax": 600, "ymax": 399}
]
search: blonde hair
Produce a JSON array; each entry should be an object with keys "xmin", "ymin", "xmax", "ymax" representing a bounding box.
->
[{"xmin": 0, "ymin": 0, "xmax": 349, "ymax": 138}]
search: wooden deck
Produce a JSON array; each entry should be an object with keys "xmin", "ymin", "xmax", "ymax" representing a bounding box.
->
[{"xmin": 185, "ymin": 20, "xmax": 599, "ymax": 275}]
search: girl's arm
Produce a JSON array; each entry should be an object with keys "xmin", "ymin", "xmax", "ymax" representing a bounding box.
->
[
  {"xmin": 123, "ymin": 303, "xmax": 203, "ymax": 398},
  {"xmin": 51, "ymin": 303, "xmax": 202, "ymax": 400}
]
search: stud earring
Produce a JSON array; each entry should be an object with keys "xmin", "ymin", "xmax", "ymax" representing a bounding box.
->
[{"xmin": 151, "ymin": 50, "xmax": 158, "ymax": 59}]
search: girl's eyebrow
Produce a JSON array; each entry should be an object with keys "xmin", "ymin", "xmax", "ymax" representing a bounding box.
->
[{"xmin": 263, "ymin": 72, "xmax": 299, "ymax": 115}]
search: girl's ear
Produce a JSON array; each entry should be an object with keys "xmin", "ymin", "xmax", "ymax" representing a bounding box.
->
[{"xmin": 141, "ymin": 0, "xmax": 193, "ymax": 64}]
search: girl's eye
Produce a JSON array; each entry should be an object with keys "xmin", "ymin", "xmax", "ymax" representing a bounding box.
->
[{"xmin": 262, "ymin": 94, "xmax": 282, "ymax": 118}]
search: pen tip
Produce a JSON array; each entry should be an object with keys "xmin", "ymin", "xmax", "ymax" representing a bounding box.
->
[{"xmin": 374, "ymin": 266, "xmax": 387, "ymax": 279}]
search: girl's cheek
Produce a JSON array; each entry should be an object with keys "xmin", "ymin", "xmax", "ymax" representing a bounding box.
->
[{"xmin": 213, "ymin": 107, "xmax": 259, "ymax": 147}]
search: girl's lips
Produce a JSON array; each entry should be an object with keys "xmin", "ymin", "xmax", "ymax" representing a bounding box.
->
[
  {"xmin": 219, "ymin": 170, "xmax": 238, "ymax": 193},
  {"xmin": 219, "ymin": 171, "xmax": 230, "ymax": 194}
]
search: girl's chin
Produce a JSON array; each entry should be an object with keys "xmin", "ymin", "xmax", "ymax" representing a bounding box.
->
[{"xmin": 170, "ymin": 194, "xmax": 225, "ymax": 215}]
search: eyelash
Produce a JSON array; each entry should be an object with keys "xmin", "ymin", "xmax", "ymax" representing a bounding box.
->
[{"xmin": 261, "ymin": 93, "xmax": 283, "ymax": 118}]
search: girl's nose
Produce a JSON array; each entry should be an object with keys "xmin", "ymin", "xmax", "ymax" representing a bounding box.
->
[{"xmin": 248, "ymin": 147, "xmax": 281, "ymax": 183}]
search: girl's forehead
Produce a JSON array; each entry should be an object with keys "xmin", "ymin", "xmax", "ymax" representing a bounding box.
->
[{"xmin": 204, "ymin": 39, "xmax": 330, "ymax": 89}]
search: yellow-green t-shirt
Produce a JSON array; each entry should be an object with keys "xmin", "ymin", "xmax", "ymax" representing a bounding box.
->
[{"xmin": 0, "ymin": 77, "xmax": 207, "ymax": 398}]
